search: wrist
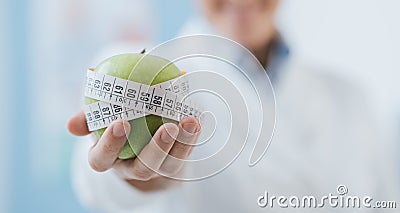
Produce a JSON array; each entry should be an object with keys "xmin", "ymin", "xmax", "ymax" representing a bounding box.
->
[{"xmin": 126, "ymin": 176, "xmax": 179, "ymax": 192}]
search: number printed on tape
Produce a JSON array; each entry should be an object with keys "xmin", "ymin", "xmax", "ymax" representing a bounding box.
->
[{"xmin": 84, "ymin": 70, "xmax": 202, "ymax": 131}]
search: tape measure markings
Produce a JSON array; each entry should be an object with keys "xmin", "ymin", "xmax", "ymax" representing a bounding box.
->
[
  {"xmin": 84, "ymin": 101, "xmax": 146, "ymax": 131},
  {"xmin": 84, "ymin": 70, "xmax": 202, "ymax": 131}
]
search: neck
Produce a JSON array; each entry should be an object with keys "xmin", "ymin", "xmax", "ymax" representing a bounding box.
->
[
  {"xmin": 252, "ymin": 45, "xmax": 270, "ymax": 68},
  {"xmin": 251, "ymin": 32, "xmax": 278, "ymax": 69}
]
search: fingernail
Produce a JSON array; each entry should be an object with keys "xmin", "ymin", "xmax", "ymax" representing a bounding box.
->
[
  {"xmin": 113, "ymin": 121, "xmax": 128, "ymax": 137},
  {"xmin": 182, "ymin": 122, "xmax": 198, "ymax": 134},
  {"xmin": 161, "ymin": 125, "xmax": 179, "ymax": 143}
]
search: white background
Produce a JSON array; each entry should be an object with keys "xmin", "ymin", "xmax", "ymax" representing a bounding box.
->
[{"xmin": 278, "ymin": 0, "xmax": 400, "ymax": 124}]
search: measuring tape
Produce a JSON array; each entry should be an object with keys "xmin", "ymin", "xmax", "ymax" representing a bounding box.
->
[{"xmin": 83, "ymin": 70, "xmax": 203, "ymax": 131}]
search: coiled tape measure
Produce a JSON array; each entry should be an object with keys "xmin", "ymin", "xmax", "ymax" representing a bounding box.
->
[{"xmin": 83, "ymin": 69, "xmax": 203, "ymax": 131}]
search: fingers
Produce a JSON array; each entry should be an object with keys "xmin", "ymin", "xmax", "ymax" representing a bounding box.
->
[
  {"xmin": 112, "ymin": 117, "xmax": 201, "ymax": 180},
  {"xmin": 88, "ymin": 120, "xmax": 130, "ymax": 172},
  {"xmin": 137, "ymin": 123, "xmax": 180, "ymax": 170},
  {"xmin": 160, "ymin": 117, "xmax": 200, "ymax": 175},
  {"xmin": 114, "ymin": 123, "xmax": 179, "ymax": 180},
  {"xmin": 67, "ymin": 111, "xmax": 90, "ymax": 136}
]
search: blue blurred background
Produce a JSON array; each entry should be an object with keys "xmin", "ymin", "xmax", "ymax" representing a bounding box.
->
[{"xmin": 1, "ymin": 0, "xmax": 399, "ymax": 212}]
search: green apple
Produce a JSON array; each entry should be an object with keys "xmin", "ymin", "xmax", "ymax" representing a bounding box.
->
[{"xmin": 86, "ymin": 52, "xmax": 182, "ymax": 159}]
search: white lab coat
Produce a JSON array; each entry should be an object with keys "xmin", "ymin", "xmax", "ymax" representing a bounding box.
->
[{"xmin": 72, "ymin": 17, "xmax": 399, "ymax": 213}]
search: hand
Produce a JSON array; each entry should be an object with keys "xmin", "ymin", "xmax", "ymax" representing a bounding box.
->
[{"xmin": 67, "ymin": 111, "xmax": 200, "ymax": 191}]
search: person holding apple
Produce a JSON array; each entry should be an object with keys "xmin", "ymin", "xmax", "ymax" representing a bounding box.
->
[{"xmin": 68, "ymin": 0, "xmax": 399, "ymax": 212}]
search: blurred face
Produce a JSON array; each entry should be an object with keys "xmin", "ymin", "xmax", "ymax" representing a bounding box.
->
[{"xmin": 200, "ymin": 0, "xmax": 279, "ymax": 52}]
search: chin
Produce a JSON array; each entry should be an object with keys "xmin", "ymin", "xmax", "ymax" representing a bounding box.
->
[{"xmin": 233, "ymin": 36, "xmax": 262, "ymax": 52}]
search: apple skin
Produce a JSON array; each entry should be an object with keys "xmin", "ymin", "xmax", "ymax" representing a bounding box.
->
[{"xmin": 86, "ymin": 53, "xmax": 182, "ymax": 159}]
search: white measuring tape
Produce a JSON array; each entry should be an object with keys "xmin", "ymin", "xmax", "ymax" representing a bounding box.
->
[{"xmin": 83, "ymin": 70, "xmax": 203, "ymax": 131}]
